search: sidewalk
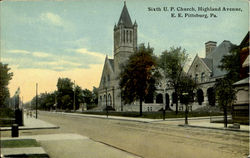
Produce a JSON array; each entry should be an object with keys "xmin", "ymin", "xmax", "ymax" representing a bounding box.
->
[
  {"xmin": 0, "ymin": 115, "xmax": 59, "ymax": 131},
  {"xmin": 1, "ymin": 114, "xmax": 141, "ymax": 158},
  {"xmin": 1, "ymin": 133, "xmax": 141, "ymax": 158},
  {"xmin": 178, "ymin": 119, "xmax": 249, "ymax": 132},
  {"xmin": 49, "ymin": 111, "xmax": 249, "ymax": 133}
]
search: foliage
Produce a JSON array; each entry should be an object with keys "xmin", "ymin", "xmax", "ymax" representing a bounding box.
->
[
  {"xmin": 92, "ymin": 86, "xmax": 98, "ymax": 105},
  {"xmin": 215, "ymin": 78, "xmax": 236, "ymax": 127},
  {"xmin": 56, "ymin": 78, "xmax": 74, "ymax": 110},
  {"xmin": 119, "ymin": 43, "xmax": 158, "ymax": 116},
  {"xmin": 158, "ymin": 47, "xmax": 189, "ymax": 114},
  {"xmin": 0, "ymin": 62, "xmax": 13, "ymax": 107},
  {"xmin": 28, "ymin": 77, "xmax": 97, "ymax": 111},
  {"xmin": 219, "ymin": 46, "xmax": 240, "ymax": 82},
  {"xmin": 82, "ymin": 89, "xmax": 93, "ymax": 105},
  {"xmin": 179, "ymin": 74, "xmax": 197, "ymax": 104},
  {"xmin": 216, "ymin": 45, "xmax": 240, "ymax": 127}
]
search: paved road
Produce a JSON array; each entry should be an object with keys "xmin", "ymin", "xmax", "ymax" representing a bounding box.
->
[{"xmin": 7, "ymin": 112, "xmax": 249, "ymax": 158}]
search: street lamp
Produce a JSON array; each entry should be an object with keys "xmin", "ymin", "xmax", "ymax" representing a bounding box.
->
[
  {"xmin": 182, "ymin": 92, "xmax": 189, "ymax": 125},
  {"xmin": 73, "ymin": 80, "xmax": 76, "ymax": 112},
  {"xmin": 105, "ymin": 87, "xmax": 108, "ymax": 118},
  {"xmin": 36, "ymin": 83, "xmax": 38, "ymax": 119}
]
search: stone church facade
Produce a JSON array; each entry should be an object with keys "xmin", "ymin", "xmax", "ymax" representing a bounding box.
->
[
  {"xmin": 186, "ymin": 40, "xmax": 234, "ymax": 109},
  {"xmin": 98, "ymin": 2, "xmax": 138, "ymax": 111},
  {"xmin": 98, "ymin": 2, "xmax": 235, "ymax": 112}
]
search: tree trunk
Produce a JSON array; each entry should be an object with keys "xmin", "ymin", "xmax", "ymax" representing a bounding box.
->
[
  {"xmin": 139, "ymin": 98, "xmax": 143, "ymax": 116},
  {"xmin": 175, "ymin": 88, "xmax": 178, "ymax": 115},
  {"xmin": 185, "ymin": 104, "xmax": 188, "ymax": 125},
  {"xmin": 224, "ymin": 105, "xmax": 228, "ymax": 128}
]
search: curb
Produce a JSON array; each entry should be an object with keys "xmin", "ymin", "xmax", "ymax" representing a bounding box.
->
[
  {"xmin": 0, "ymin": 126, "xmax": 60, "ymax": 131},
  {"xmin": 178, "ymin": 124, "xmax": 249, "ymax": 133},
  {"xmin": 59, "ymin": 112, "xmax": 153, "ymax": 123}
]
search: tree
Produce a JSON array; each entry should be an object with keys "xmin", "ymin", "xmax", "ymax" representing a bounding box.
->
[
  {"xmin": 119, "ymin": 43, "xmax": 158, "ymax": 116},
  {"xmin": 179, "ymin": 74, "xmax": 197, "ymax": 124},
  {"xmin": 82, "ymin": 89, "xmax": 93, "ymax": 105},
  {"xmin": 219, "ymin": 45, "xmax": 240, "ymax": 82},
  {"xmin": 215, "ymin": 78, "xmax": 236, "ymax": 127},
  {"xmin": 92, "ymin": 87, "xmax": 98, "ymax": 105},
  {"xmin": 56, "ymin": 78, "xmax": 74, "ymax": 110},
  {"xmin": 158, "ymin": 47, "xmax": 188, "ymax": 114},
  {"xmin": 215, "ymin": 45, "xmax": 239, "ymax": 127},
  {"xmin": 75, "ymin": 85, "xmax": 84, "ymax": 110},
  {"xmin": 0, "ymin": 62, "xmax": 13, "ymax": 107}
]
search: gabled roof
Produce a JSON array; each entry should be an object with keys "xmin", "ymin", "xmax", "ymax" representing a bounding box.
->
[
  {"xmin": 201, "ymin": 58, "xmax": 213, "ymax": 71},
  {"xmin": 233, "ymin": 77, "xmax": 249, "ymax": 86},
  {"xmin": 206, "ymin": 40, "xmax": 234, "ymax": 77},
  {"xmin": 98, "ymin": 56, "xmax": 114, "ymax": 88},
  {"xmin": 239, "ymin": 31, "xmax": 249, "ymax": 48},
  {"xmin": 187, "ymin": 54, "xmax": 212, "ymax": 75},
  {"xmin": 108, "ymin": 59, "xmax": 114, "ymax": 71},
  {"xmin": 118, "ymin": 2, "xmax": 133, "ymax": 28}
]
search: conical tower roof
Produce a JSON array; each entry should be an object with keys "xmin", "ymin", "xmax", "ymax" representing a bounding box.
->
[{"xmin": 118, "ymin": 2, "xmax": 133, "ymax": 28}]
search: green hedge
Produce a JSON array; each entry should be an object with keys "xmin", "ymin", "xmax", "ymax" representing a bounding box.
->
[{"xmin": 0, "ymin": 107, "xmax": 15, "ymax": 127}]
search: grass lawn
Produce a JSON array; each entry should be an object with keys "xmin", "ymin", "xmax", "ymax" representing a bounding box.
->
[
  {"xmin": 1, "ymin": 139, "xmax": 50, "ymax": 158},
  {"xmin": 76, "ymin": 111, "xmax": 223, "ymax": 119},
  {"xmin": 1, "ymin": 139, "xmax": 40, "ymax": 148}
]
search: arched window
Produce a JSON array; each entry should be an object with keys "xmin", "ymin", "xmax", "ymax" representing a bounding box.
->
[
  {"xmin": 195, "ymin": 74, "xmax": 198, "ymax": 82},
  {"xmin": 126, "ymin": 30, "xmax": 128, "ymax": 43},
  {"xmin": 156, "ymin": 94, "xmax": 163, "ymax": 103},
  {"xmin": 100, "ymin": 96, "xmax": 102, "ymax": 106},
  {"xmin": 197, "ymin": 89, "xmax": 204, "ymax": 105},
  {"xmin": 130, "ymin": 31, "xmax": 132, "ymax": 43},
  {"xmin": 207, "ymin": 87, "xmax": 215, "ymax": 106},
  {"xmin": 103, "ymin": 77, "xmax": 106, "ymax": 86},
  {"xmin": 123, "ymin": 30, "xmax": 125, "ymax": 43},
  {"xmin": 108, "ymin": 94, "xmax": 112, "ymax": 106},
  {"xmin": 201, "ymin": 72, "xmax": 205, "ymax": 82}
]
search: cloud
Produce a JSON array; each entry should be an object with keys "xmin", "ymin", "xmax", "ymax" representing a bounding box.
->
[
  {"xmin": 40, "ymin": 12, "xmax": 63, "ymax": 26},
  {"xmin": 8, "ymin": 49, "xmax": 30, "ymax": 54},
  {"xmin": 75, "ymin": 48, "xmax": 106, "ymax": 59},
  {"xmin": 32, "ymin": 51, "xmax": 52, "ymax": 58}
]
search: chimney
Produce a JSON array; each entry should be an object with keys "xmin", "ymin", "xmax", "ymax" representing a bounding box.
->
[{"xmin": 205, "ymin": 41, "xmax": 217, "ymax": 57}]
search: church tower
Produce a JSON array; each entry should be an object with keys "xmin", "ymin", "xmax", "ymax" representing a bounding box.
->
[{"xmin": 114, "ymin": 2, "xmax": 137, "ymax": 76}]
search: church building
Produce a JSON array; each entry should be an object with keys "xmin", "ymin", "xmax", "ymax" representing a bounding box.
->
[
  {"xmin": 186, "ymin": 40, "xmax": 234, "ymax": 108},
  {"xmin": 98, "ymin": 2, "xmax": 137, "ymax": 111},
  {"xmin": 98, "ymin": 2, "xmax": 243, "ymax": 112}
]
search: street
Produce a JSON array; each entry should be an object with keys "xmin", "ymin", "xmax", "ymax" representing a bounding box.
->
[{"xmin": 4, "ymin": 112, "xmax": 249, "ymax": 158}]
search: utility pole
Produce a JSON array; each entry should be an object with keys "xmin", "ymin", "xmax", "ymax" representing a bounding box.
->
[
  {"xmin": 36, "ymin": 83, "xmax": 38, "ymax": 119},
  {"xmin": 73, "ymin": 80, "xmax": 76, "ymax": 112},
  {"xmin": 163, "ymin": 53, "xmax": 167, "ymax": 120},
  {"xmin": 106, "ymin": 87, "xmax": 108, "ymax": 118}
]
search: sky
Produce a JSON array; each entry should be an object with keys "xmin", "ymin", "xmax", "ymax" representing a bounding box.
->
[{"xmin": 0, "ymin": 0, "xmax": 248, "ymax": 102}]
